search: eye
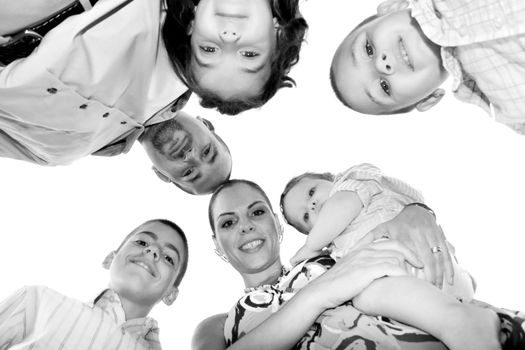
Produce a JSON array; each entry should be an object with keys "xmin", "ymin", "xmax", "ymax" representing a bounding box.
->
[
  {"xmin": 303, "ymin": 212, "xmax": 309, "ymax": 223},
  {"xmin": 221, "ymin": 219, "xmax": 234, "ymax": 229},
  {"xmin": 202, "ymin": 144, "xmax": 211, "ymax": 157},
  {"xmin": 183, "ymin": 168, "xmax": 194, "ymax": 177},
  {"xmin": 200, "ymin": 46, "xmax": 217, "ymax": 53},
  {"xmin": 380, "ymin": 79, "xmax": 391, "ymax": 96},
  {"xmin": 135, "ymin": 239, "xmax": 148, "ymax": 247},
  {"xmin": 252, "ymin": 209, "xmax": 265, "ymax": 216},
  {"xmin": 365, "ymin": 39, "xmax": 374, "ymax": 57},
  {"xmin": 308, "ymin": 187, "xmax": 315, "ymax": 197},
  {"xmin": 164, "ymin": 254, "xmax": 174, "ymax": 265},
  {"xmin": 240, "ymin": 50, "xmax": 259, "ymax": 58}
]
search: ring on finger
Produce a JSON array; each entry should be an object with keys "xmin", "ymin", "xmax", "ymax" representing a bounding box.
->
[{"xmin": 430, "ymin": 246, "xmax": 443, "ymax": 254}]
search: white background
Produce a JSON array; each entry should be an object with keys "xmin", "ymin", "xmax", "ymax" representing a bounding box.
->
[{"xmin": 1, "ymin": 0, "xmax": 525, "ymax": 349}]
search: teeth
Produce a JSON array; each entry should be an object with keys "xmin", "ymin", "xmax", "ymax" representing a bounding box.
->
[
  {"xmin": 399, "ymin": 40, "xmax": 413, "ymax": 70},
  {"xmin": 135, "ymin": 261, "xmax": 153, "ymax": 275},
  {"xmin": 241, "ymin": 239, "xmax": 263, "ymax": 250}
]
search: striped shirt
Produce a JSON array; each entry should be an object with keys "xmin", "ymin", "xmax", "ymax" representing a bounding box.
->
[
  {"xmin": 0, "ymin": 286, "xmax": 162, "ymax": 350},
  {"xmin": 410, "ymin": 0, "xmax": 525, "ymax": 135}
]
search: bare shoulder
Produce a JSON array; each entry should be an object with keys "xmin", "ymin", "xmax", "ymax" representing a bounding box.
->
[
  {"xmin": 0, "ymin": 0, "xmax": 76, "ymax": 35},
  {"xmin": 192, "ymin": 313, "xmax": 228, "ymax": 350}
]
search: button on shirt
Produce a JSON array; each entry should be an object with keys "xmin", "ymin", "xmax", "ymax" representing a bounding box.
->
[
  {"xmin": 0, "ymin": 286, "xmax": 162, "ymax": 349},
  {"xmin": 0, "ymin": 0, "xmax": 189, "ymax": 165},
  {"xmin": 410, "ymin": 0, "xmax": 525, "ymax": 135}
]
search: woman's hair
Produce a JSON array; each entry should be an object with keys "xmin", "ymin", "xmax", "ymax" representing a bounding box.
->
[
  {"xmin": 208, "ymin": 179, "xmax": 274, "ymax": 236},
  {"xmin": 162, "ymin": 0, "xmax": 308, "ymax": 115},
  {"xmin": 279, "ymin": 172, "xmax": 334, "ymax": 233}
]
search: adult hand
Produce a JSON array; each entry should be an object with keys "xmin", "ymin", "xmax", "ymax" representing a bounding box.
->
[
  {"xmin": 304, "ymin": 235, "xmax": 423, "ymax": 310},
  {"xmin": 368, "ymin": 205, "xmax": 454, "ymax": 289}
]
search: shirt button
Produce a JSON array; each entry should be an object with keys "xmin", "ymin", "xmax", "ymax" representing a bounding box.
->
[
  {"xmin": 120, "ymin": 121, "xmax": 127, "ymax": 125},
  {"xmin": 102, "ymin": 112, "xmax": 109, "ymax": 118},
  {"xmin": 47, "ymin": 87, "xmax": 57, "ymax": 94},
  {"xmin": 79, "ymin": 104, "xmax": 88, "ymax": 109}
]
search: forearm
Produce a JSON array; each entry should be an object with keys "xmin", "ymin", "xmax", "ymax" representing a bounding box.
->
[{"xmin": 228, "ymin": 287, "xmax": 326, "ymax": 350}]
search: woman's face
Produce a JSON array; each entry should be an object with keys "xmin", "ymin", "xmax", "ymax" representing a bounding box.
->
[
  {"xmin": 190, "ymin": 0, "xmax": 277, "ymax": 100},
  {"xmin": 211, "ymin": 183, "xmax": 281, "ymax": 275}
]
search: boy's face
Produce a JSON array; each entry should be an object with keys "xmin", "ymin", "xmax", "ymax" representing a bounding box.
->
[
  {"xmin": 331, "ymin": 9, "xmax": 447, "ymax": 114},
  {"xmin": 190, "ymin": 0, "xmax": 277, "ymax": 100},
  {"xmin": 282, "ymin": 177, "xmax": 333, "ymax": 233},
  {"xmin": 108, "ymin": 221, "xmax": 187, "ymax": 307}
]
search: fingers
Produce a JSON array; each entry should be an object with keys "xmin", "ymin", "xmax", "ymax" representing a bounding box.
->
[
  {"xmin": 369, "ymin": 239, "xmax": 424, "ymax": 269},
  {"xmin": 436, "ymin": 225, "xmax": 455, "ymax": 285}
]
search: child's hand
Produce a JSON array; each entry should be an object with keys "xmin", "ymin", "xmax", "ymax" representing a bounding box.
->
[{"xmin": 290, "ymin": 245, "xmax": 323, "ymax": 267}]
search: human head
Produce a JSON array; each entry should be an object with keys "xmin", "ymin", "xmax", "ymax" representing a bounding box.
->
[
  {"xmin": 103, "ymin": 219, "xmax": 189, "ymax": 313},
  {"xmin": 280, "ymin": 172, "xmax": 334, "ymax": 234},
  {"xmin": 141, "ymin": 111, "xmax": 232, "ymax": 195},
  {"xmin": 208, "ymin": 179, "xmax": 282, "ymax": 277},
  {"xmin": 162, "ymin": 0, "xmax": 308, "ymax": 115},
  {"xmin": 330, "ymin": 0, "xmax": 448, "ymax": 115}
]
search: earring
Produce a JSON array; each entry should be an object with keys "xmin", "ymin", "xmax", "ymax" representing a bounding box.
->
[
  {"xmin": 278, "ymin": 232, "xmax": 283, "ymax": 243},
  {"xmin": 214, "ymin": 249, "xmax": 230, "ymax": 263}
]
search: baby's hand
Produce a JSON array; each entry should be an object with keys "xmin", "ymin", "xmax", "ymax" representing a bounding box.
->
[{"xmin": 290, "ymin": 244, "xmax": 323, "ymax": 267}]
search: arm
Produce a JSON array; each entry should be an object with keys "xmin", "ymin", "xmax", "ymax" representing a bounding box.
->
[
  {"xmin": 368, "ymin": 204, "xmax": 454, "ymax": 288},
  {"xmin": 192, "ymin": 313, "xmax": 228, "ymax": 350},
  {"xmin": 306, "ymin": 191, "xmax": 363, "ymax": 250},
  {"xmin": 0, "ymin": 287, "xmax": 31, "ymax": 347},
  {"xmin": 228, "ymin": 239, "xmax": 423, "ymax": 350}
]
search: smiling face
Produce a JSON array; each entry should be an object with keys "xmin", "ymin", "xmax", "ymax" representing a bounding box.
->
[
  {"xmin": 331, "ymin": 9, "xmax": 448, "ymax": 114},
  {"xmin": 189, "ymin": 0, "xmax": 277, "ymax": 100},
  {"xmin": 108, "ymin": 221, "xmax": 187, "ymax": 308},
  {"xmin": 211, "ymin": 182, "xmax": 281, "ymax": 275},
  {"xmin": 282, "ymin": 177, "xmax": 333, "ymax": 234},
  {"xmin": 142, "ymin": 112, "xmax": 232, "ymax": 194}
]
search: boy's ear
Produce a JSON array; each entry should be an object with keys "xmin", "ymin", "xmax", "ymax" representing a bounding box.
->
[
  {"xmin": 415, "ymin": 88, "xmax": 445, "ymax": 112},
  {"xmin": 163, "ymin": 287, "xmax": 179, "ymax": 306},
  {"xmin": 377, "ymin": 0, "xmax": 409, "ymax": 15},
  {"xmin": 102, "ymin": 251, "xmax": 116, "ymax": 270},
  {"xmin": 152, "ymin": 167, "xmax": 171, "ymax": 183}
]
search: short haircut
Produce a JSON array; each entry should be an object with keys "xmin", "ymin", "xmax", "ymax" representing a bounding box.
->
[
  {"xmin": 208, "ymin": 179, "xmax": 273, "ymax": 236},
  {"xmin": 118, "ymin": 219, "xmax": 189, "ymax": 287},
  {"xmin": 162, "ymin": 0, "xmax": 308, "ymax": 115},
  {"xmin": 280, "ymin": 172, "xmax": 334, "ymax": 234}
]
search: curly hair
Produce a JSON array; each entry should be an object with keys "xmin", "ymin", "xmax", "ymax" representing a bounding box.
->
[{"xmin": 162, "ymin": 0, "xmax": 308, "ymax": 115}]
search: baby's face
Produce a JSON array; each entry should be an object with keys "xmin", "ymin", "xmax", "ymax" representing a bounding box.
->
[
  {"xmin": 190, "ymin": 0, "xmax": 277, "ymax": 100},
  {"xmin": 283, "ymin": 177, "xmax": 333, "ymax": 233},
  {"xmin": 331, "ymin": 9, "xmax": 447, "ymax": 114}
]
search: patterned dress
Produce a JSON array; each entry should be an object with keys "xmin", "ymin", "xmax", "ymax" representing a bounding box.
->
[{"xmin": 224, "ymin": 256, "xmax": 525, "ymax": 349}]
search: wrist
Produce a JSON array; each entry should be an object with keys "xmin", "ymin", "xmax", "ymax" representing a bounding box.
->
[{"xmin": 406, "ymin": 202, "xmax": 436, "ymax": 219}]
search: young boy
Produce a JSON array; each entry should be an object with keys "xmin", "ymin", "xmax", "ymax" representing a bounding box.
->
[
  {"xmin": 330, "ymin": 0, "xmax": 525, "ymax": 134},
  {"xmin": 0, "ymin": 219, "xmax": 189, "ymax": 349},
  {"xmin": 280, "ymin": 163, "xmax": 505, "ymax": 350}
]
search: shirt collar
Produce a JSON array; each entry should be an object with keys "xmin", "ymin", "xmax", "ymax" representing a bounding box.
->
[{"xmin": 90, "ymin": 289, "xmax": 160, "ymax": 341}]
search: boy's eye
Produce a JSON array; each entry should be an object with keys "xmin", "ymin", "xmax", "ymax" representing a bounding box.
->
[
  {"xmin": 135, "ymin": 240, "xmax": 148, "ymax": 247},
  {"xmin": 303, "ymin": 212, "xmax": 309, "ymax": 223},
  {"xmin": 164, "ymin": 255, "xmax": 174, "ymax": 265},
  {"xmin": 365, "ymin": 39, "xmax": 374, "ymax": 57},
  {"xmin": 380, "ymin": 79, "xmax": 391, "ymax": 96},
  {"xmin": 308, "ymin": 187, "xmax": 315, "ymax": 197},
  {"xmin": 241, "ymin": 50, "xmax": 259, "ymax": 58},
  {"xmin": 200, "ymin": 46, "xmax": 217, "ymax": 53},
  {"xmin": 202, "ymin": 144, "xmax": 211, "ymax": 157}
]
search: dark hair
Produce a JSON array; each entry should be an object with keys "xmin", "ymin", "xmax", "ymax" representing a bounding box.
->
[
  {"xmin": 118, "ymin": 219, "xmax": 189, "ymax": 287},
  {"xmin": 162, "ymin": 0, "xmax": 308, "ymax": 115},
  {"xmin": 208, "ymin": 179, "xmax": 274, "ymax": 236},
  {"xmin": 280, "ymin": 172, "xmax": 334, "ymax": 234}
]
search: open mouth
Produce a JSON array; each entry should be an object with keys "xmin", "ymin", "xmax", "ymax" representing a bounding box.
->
[
  {"xmin": 239, "ymin": 239, "xmax": 264, "ymax": 252},
  {"xmin": 398, "ymin": 37, "xmax": 414, "ymax": 71},
  {"xmin": 131, "ymin": 259, "xmax": 156, "ymax": 277}
]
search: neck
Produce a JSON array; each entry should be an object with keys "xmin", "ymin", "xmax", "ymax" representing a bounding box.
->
[
  {"xmin": 242, "ymin": 258, "xmax": 284, "ymax": 289},
  {"xmin": 118, "ymin": 294, "xmax": 155, "ymax": 321}
]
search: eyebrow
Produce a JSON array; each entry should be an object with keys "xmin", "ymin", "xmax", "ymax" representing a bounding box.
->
[
  {"xmin": 139, "ymin": 231, "xmax": 181, "ymax": 260},
  {"xmin": 216, "ymin": 201, "xmax": 266, "ymax": 220},
  {"xmin": 207, "ymin": 146, "xmax": 218, "ymax": 165}
]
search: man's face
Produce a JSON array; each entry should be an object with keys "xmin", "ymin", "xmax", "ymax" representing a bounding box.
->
[
  {"xmin": 109, "ymin": 221, "xmax": 187, "ymax": 307},
  {"xmin": 331, "ymin": 9, "xmax": 447, "ymax": 114},
  {"xmin": 189, "ymin": 0, "xmax": 277, "ymax": 100},
  {"xmin": 143, "ymin": 112, "xmax": 232, "ymax": 194}
]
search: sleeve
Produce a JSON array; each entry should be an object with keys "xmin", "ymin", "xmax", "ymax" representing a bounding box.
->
[
  {"xmin": 0, "ymin": 286, "xmax": 35, "ymax": 349},
  {"xmin": 330, "ymin": 163, "xmax": 385, "ymax": 208},
  {"xmin": 0, "ymin": 129, "xmax": 48, "ymax": 165}
]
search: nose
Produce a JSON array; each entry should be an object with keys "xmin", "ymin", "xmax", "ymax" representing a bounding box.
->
[
  {"xmin": 183, "ymin": 147, "xmax": 194, "ymax": 161},
  {"xmin": 144, "ymin": 245, "xmax": 159, "ymax": 260},
  {"xmin": 309, "ymin": 199, "xmax": 318, "ymax": 212},
  {"xmin": 220, "ymin": 30, "xmax": 240, "ymax": 43},
  {"xmin": 239, "ymin": 218, "xmax": 255, "ymax": 234},
  {"xmin": 375, "ymin": 51, "xmax": 395, "ymax": 75}
]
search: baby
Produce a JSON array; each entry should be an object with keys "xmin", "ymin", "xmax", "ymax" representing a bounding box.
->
[
  {"xmin": 0, "ymin": 219, "xmax": 188, "ymax": 349},
  {"xmin": 280, "ymin": 163, "xmax": 501, "ymax": 350},
  {"xmin": 330, "ymin": 0, "xmax": 525, "ymax": 134}
]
